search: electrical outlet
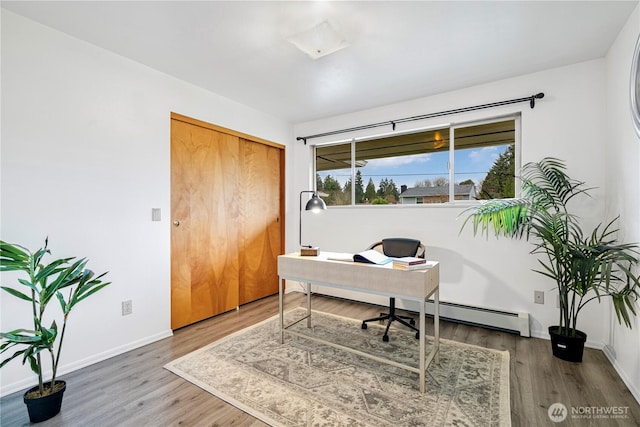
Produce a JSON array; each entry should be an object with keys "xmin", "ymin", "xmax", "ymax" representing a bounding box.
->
[
  {"xmin": 534, "ymin": 290, "xmax": 544, "ymax": 304},
  {"xmin": 122, "ymin": 300, "xmax": 133, "ymax": 316}
]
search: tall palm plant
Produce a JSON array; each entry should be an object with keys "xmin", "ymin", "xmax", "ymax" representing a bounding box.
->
[{"xmin": 461, "ymin": 158, "xmax": 640, "ymax": 337}]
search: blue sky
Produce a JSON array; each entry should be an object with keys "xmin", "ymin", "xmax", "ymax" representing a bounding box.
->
[{"xmin": 321, "ymin": 145, "xmax": 509, "ymax": 190}]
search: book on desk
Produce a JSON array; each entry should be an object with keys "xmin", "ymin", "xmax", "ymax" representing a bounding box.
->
[
  {"xmin": 326, "ymin": 249, "xmax": 392, "ymax": 265},
  {"xmin": 392, "ymin": 259, "xmax": 437, "ymax": 271},
  {"xmin": 393, "ymin": 256, "xmax": 426, "ymax": 266}
]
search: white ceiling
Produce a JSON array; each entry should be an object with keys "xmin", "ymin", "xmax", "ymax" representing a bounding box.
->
[{"xmin": 3, "ymin": 1, "xmax": 638, "ymax": 123}]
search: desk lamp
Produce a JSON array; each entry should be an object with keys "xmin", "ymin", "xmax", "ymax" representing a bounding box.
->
[{"xmin": 299, "ymin": 191, "xmax": 326, "ymax": 256}]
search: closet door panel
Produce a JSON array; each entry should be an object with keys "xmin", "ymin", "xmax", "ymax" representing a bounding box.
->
[
  {"xmin": 171, "ymin": 119, "xmax": 240, "ymax": 329},
  {"xmin": 238, "ymin": 138, "xmax": 282, "ymax": 304}
]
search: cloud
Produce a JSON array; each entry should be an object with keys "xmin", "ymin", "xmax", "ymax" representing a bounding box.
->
[
  {"xmin": 467, "ymin": 146, "xmax": 499, "ymax": 164},
  {"xmin": 366, "ymin": 153, "xmax": 432, "ymax": 169}
]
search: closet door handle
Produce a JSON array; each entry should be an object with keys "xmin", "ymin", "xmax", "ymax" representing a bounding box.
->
[{"xmin": 173, "ymin": 220, "xmax": 181, "ymax": 227}]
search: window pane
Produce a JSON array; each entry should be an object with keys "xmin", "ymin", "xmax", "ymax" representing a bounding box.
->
[
  {"xmin": 454, "ymin": 120, "xmax": 515, "ymax": 200},
  {"xmin": 316, "ymin": 143, "xmax": 352, "ymax": 206},
  {"xmin": 357, "ymin": 128, "xmax": 450, "ymax": 205}
]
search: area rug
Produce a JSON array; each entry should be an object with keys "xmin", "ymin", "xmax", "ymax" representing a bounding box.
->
[{"xmin": 165, "ymin": 308, "xmax": 511, "ymax": 426}]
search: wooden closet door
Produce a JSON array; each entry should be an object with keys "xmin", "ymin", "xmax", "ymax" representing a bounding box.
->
[
  {"xmin": 238, "ymin": 139, "xmax": 282, "ymax": 304},
  {"xmin": 171, "ymin": 119, "xmax": 240, "ymax": 329}
]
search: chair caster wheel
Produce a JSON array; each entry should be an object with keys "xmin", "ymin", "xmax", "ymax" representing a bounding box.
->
[
  {"xmin": 409, "ymin": 319, "xmax": 416, "ymax": 326},
  {"xmin": 415, "ymin": 332, "xmax": 420, "ymax": 339},
  {"xmin": 383, "ymin": 335, "xmax": 389, "ymax": 342},
  {"xmin": 361, "ymin": 322, "xmax": 368, "ymax": 330}
]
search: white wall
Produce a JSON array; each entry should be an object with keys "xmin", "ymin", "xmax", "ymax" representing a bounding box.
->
[
  {"xmin": 604, "ymin": 4, "xmax": 640, "ymax": 403},
  {"xmin": 292, "ymin": 60, "xmax": 610, "ymax": 344},
  {"xmin": 0, "ymin": 11, "xmax": 292, "ymax": 396}
]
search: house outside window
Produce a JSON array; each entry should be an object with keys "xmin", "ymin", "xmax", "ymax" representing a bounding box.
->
[
  {"xmin": 314, "ymin": 116, "xmax": 518, "ymax": 206},
  {"xmin": 398, "ymin": 184, "xmax": 478, "ymax": 204}
]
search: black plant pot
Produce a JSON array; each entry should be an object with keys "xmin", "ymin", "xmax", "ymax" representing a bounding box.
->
[
  {"xmin": 549, "ymin": 326, "xmax": 587, "ymax": 363},
  {"xmin": 23, "ymin": 381, "xmax": 66, "ymax": 423}
]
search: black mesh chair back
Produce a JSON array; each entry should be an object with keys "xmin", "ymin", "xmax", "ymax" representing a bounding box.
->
[
  {"xmin": 361, "ymin": 238, "xmax": 424, "ymax": 342},
  {"xmin": 379, "ymin": 238, "xmax": 421, "ymax": 258}
]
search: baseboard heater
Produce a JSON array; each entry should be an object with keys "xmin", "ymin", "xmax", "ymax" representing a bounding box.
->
[
  {"xmin": 422, "ymin": 299, "xmax": 530, "ymax": 337},
  {"xmin": 306, "ymin": 289, "xmax": 530, "ymax": 337}
]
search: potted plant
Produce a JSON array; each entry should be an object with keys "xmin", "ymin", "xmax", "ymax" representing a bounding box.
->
[
  {"xmin": 460, "ymin": 157, "xmax": 640, "ymax": 362},
  {"xmin": 0, "ymin": 238, "xmax": 110, "ymax": 422}
]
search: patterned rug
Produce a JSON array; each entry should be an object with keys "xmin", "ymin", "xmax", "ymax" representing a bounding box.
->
[{"xmin": 165, "ymin": 309, "xmax": 511, "ymax": 426}]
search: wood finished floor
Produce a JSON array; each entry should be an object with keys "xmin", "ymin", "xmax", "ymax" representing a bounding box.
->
[{"xmin": 1, "ymin": 292, "xmax": 639, "ymax": 427}]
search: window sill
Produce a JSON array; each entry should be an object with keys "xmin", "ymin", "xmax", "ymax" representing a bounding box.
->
[{"xmin": 326, "ymin": 201, "xmax": 482, "ymax": 209}]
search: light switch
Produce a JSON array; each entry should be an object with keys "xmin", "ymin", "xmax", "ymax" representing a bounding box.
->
[{"xmin": 152, "ymin": 208, "xmax": 161, "ymax": 221}]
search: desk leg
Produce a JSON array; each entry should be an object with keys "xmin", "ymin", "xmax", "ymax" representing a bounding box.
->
[
  {"xmin": 434, "ymin": 290, "xmax": 440, "ymax": 341},
  {"xmin": 419, "ymin": 299, "xmax": 426, "ymax": 393},
  {"xmin": 279, "ymin": 277, "xmax": 284, "ymax": 344},
  {"xmin": 434, "ymin": 289, "xmax": 440, "ymax": 358},
  {"xmin": 306, "ymin": 282, "xmax": 312, "ymax": 328}
]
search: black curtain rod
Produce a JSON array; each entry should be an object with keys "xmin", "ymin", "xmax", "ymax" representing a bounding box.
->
[{"xmin": 297, "ymin": 92, "xmax": 544, "ymax": 144}]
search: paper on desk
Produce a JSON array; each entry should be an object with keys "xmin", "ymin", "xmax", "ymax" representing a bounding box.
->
[{"xmin": 326, "ymin": 253, "xmax": 355, "ymax": 262}]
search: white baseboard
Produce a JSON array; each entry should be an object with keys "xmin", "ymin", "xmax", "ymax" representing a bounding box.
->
[
  {"xmin": 0, "ymin": 329, "xmax": 173, "ymax": 397},
  {"xmin": 602, "ymin": 344, "xmax": 640, "ymax": 405}
]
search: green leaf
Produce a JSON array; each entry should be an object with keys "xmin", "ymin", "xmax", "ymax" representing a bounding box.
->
[
  {"xmin": 0, "ymin": 241, "xmax": 30, "ymax": 271},
  {"xmin": 0, "ymin": 348, "xmax": 27, "ymax": 368},
  {"xmin": 1, "ymin": 328, "xmax": 41, "ymax": 341},
  {"xmin": 0, "ymin": 286, "xmax": 32, "ymax": 302}
]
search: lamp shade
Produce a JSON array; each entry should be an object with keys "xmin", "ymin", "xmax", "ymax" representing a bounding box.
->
[
  {"xmin": 300, "ymin": 191, "xmax": 326, "ymax": 251},
  {"xmin": 305, "ymin": 193, "xmax": 327, "ymax": 212}
]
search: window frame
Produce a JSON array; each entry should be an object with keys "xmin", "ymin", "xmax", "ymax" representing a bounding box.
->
[{"xmin": 312, "ymin": 114, "xmax": 521, "ymax": 206}]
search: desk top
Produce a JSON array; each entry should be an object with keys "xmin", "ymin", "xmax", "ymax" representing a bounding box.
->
[{"xmin": 278, "ymin": 251, "xmax": 439, "ymax": 300}]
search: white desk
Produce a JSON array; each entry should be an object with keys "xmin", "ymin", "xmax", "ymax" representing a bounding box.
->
[{"xmin": 277, "ymin": 251, "xmax": 439, "ymax": 393}]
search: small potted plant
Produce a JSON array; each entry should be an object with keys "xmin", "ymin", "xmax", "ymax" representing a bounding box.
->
[
  {"xmin": 460, "ymin": 158, "xmax": 640, "ymax": 362},
  {"xmin": 0, "ymin": 238, "xmax": 110, "ymax": 422}
]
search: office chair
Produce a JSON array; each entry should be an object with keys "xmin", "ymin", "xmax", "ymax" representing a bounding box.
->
[{"xmin": 361, "ymin": 238, "xmax": 425, "ymax": 342}]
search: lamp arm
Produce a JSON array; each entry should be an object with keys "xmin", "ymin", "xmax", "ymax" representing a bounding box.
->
[{"xmin": 299, "ymin": 191, "xmax": 316, "ymax": 248}]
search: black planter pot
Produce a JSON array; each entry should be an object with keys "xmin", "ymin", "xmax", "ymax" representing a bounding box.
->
[
  {"xmin": 23, "ymin": 381, "xmax": 66, "ymax": 423},
  {"xmin": 549, "ymin": 326, "xmax": 587, "ymax": 363}
]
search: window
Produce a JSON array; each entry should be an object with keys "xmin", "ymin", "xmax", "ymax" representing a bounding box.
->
[{"xmin": 315, "ymin": 117, "xmax": 517, "ymax": 206}]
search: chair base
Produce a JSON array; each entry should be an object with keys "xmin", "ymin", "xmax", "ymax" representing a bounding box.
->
[{"xmin": 361, "ymin": 298, "xmax": 419, "ymax": 342}]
